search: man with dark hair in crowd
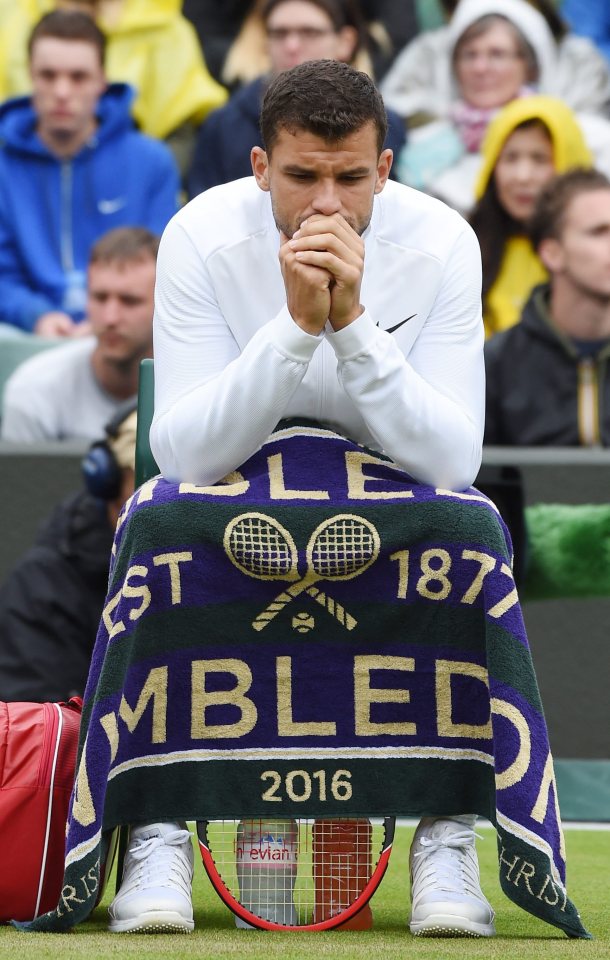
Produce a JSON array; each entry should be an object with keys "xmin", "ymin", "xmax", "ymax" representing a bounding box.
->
[
  {"xmin": 187, "ymin": 0, "xmax": 406, "ymax": 197},
  {"xmin": 183, "ymin": 0, "xmax": 417, "ymax": 84},
  {"xmin": 0, "ymin": 9, "xmax": 178, "ymax": 337},
  {"xmin": 2, "ymin": 227, "xmax": 157, "ymax": 442},
  {"xmin": 485, "ymin": 167, "xmax": 610, "ymax": 445},
  {"xmin": 0, "ymin": 400, "xmax": 137, "ymax": 703}
]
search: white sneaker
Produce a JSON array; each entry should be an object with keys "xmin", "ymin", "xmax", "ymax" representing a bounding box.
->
[
  {"xmin": 108, "ymin": 821, "xmax": 194, "ymax": 933},
  {"xmin": 409, "ymin": 817, "xmax": 495, "ymax": 938}
]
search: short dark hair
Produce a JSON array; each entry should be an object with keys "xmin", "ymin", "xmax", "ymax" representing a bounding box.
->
[
  {"xmin": 28, "ymin": 10, "xmax": 106, "ymax": 66},
  {"xmin": 529, "ymin": 168, "xmax": 610, "ymax": 250},
  {"xmin": 260, "ymin": 59, "xmax": 388, "ymax": 155},
  {"xmin": 89, "ymin": 227, "xmax": 160, "ymax": 267}
]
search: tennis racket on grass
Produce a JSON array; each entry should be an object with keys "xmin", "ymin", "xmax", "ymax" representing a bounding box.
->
[{"xmin": 196, "ymin": 816, "xmax": 395, "ymax": 930}]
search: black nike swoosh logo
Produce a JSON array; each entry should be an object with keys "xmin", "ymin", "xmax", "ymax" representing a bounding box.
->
[{"xmin": 378, "ymin": 314, "xmax": 417, "ymax": 334}]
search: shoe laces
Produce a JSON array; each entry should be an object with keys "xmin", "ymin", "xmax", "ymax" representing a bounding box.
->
[
  {"xmin": 125, "ymin": 828, "xmax": 193, "ymax": 894},
  {"xmin": 411, "ymin": 828, "xmax": 485, "ymax": 901}
]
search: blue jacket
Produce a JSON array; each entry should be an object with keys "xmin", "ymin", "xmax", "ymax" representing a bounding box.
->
[
  {"xmin": 0, "ymin": 84, "xmax": 179, "ymax": 331},
  {"xmin": 562, "ymin": 0, "xmax": 610, "ymax": 64},
  {"xmin": 188, "ymin": 75, "xmax": 407, "ymax": 198}
]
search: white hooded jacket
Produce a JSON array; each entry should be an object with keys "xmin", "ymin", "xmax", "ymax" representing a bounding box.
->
[
  {"xmin": 381, "ymin": 0, "xmax": 610, "ymax": 121},
  {"xmin": 386, "ymin": 0, "xmax": 610, "ymax": 215}
]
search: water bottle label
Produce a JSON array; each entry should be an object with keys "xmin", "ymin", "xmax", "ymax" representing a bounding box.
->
[
  {"xmin": 236, "ymin": 820, "xmax": 298, "ymax": 924},
  {"xmin": 237, "ymin": 833, "xmax": 297, "ymax": 865}
]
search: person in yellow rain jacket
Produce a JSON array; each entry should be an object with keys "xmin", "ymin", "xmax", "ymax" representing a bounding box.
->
[
  {"xmin": 469, "ymin": 95, "xmax": 593, "ymax": 338},
  {"xmin": 484, "ymin": 167, "xmax": 610, "ymax": 446},
  {"xmin": 0, "ymin": 1, "xmax": 228, "ymax": 174}
]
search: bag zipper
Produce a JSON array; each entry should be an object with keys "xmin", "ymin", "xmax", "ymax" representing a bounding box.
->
[{"xmin": 34, "ymin": 703, "xmax": 64, "ymax": 918}]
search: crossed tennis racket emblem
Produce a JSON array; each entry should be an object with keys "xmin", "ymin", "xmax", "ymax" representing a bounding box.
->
[{"xmin": 223, "ymin": 512, "xmax": 381, "ymax": 632}]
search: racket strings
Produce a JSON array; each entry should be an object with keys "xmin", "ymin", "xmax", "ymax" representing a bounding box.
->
[
  {"xmin": 311, "ymin": 519, "xmax": 377, "ymax": 578},
  {"xmin": 206, "ymin": 818, "xmax": 380, "ymax": 926},
  {"xmin": 229, "ymin": 517, "xmax": 294, "ymax": 577}
]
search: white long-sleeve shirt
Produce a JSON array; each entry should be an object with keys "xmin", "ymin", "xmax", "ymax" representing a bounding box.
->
[{"xmin": 151, "ymin": 177, "xmax": 485, "ymax": 491}]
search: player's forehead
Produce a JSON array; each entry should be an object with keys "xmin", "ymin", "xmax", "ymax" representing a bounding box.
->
[{"xmin": 270, "ymin": 122, "xmax": 379, "ymax": 168}]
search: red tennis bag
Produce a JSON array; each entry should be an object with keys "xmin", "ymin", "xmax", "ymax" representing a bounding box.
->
[{"xmin": 0, "ymin": 697, "xmax": 82, "ymax": 922}]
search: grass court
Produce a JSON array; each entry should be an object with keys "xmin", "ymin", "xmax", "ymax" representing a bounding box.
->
[{"xmin": 1, "ymin": 823, "xmax": 606, "ymax": 960}]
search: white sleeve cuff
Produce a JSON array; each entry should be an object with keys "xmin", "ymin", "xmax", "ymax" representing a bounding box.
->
[
  {"xmin": 266, "ymin": 304, "xmax": 324, "ymax": 363},
  {"xmin": 325, "ymin": 309, "xmax": 379, "ymax": 360}
]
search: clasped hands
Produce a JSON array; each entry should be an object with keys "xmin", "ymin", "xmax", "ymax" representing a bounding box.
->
[{"xmin": 279, "ymin": 213, "xmax": 364, "ymax": 335}]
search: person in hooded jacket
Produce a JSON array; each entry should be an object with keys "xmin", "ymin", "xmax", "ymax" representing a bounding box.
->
[
  {"xmin": 382, "ymin": 0, "xmax": 610, "ymax": 124},
  {"xmin": 470, "ymin": 95, "xmax": 592, "ymax": 337},
  {"xmin": 386, "ymin": 0, "xmax": 610, "ymax": 215},
  {"xmin": 484, "ymin": 167, "xmax": 610, "ymax": 446},
  {"xmin": 0, "ymin": 1, "xmax": 228, "ymax": 178},
  {"xmin": 0, "ymin": 400, "xmax": 137, "ymax": 703},
  {"xmin": 0, "ymin": 9, "xmax": 179, "ymax": 337}
]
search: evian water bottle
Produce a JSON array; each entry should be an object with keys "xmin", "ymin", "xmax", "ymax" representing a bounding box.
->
[{"xmin": 235, "ymin": 818, "xmax": 298, "ymax": 928}]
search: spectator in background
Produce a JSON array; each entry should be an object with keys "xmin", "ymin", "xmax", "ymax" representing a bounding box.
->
[
  {"xmin": 485, "ymin": 168, "xmax": 610, "ymax": 446},
  {"xmin": 1, "ymin": 227, "xmax": 156, "ymax": 441},
  {"xmin": 0, "ymin": 9, "xmax": 177, "ymax": 337},
  {"xmin": 197, "ymin": 0, "xmax": 417, "ymax": 89},
  {"xmin": 382, "ymin": 0, "xmax": 610, "ymax": 125},
  {"xmin": 0, "ymin": 1, "xmax": 227, "ymax": 178},
  {"xmin": 182, "ymin": 0, "xmax": 253, "ymax": 84},
  {"xmin": 470, "ymin": 96, "xmax": 592, "ymax": 338},
  {"xmin": 0, "ymin": 400, "xmax": 138, "ymax": 703},
  {"xmin": 188, "ymin": 0, "xmax": 405, "ymax": 197},
  {"xmin": 561, "ymin": 0, "xmax": 610, "ymax": 67},
  {"xmin": 359, "ymin": 0, "xmax": 419, "ymax": 80},
  {"xmin": 386, "ymin": 0, "xmax": 610, "ymax": 215}
]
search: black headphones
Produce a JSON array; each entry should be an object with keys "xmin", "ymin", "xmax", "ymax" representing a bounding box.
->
[{"xmin": 81, "ymin": 397, "xmax": 138, "ymax": 501}]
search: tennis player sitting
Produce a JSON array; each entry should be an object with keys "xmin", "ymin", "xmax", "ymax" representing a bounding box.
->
[{"xmin": 109, "ymin": 59, "xmax": 491, "ymax": 937}]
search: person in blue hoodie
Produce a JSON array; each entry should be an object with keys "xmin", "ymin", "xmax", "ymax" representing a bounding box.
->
[
  {"xmin": 187, "ymin": 0, "xmax": 406, "ymax": 199},
  {"xmin": 0, "ymin": 9, "xmax": 179, "ymax": 337}
]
